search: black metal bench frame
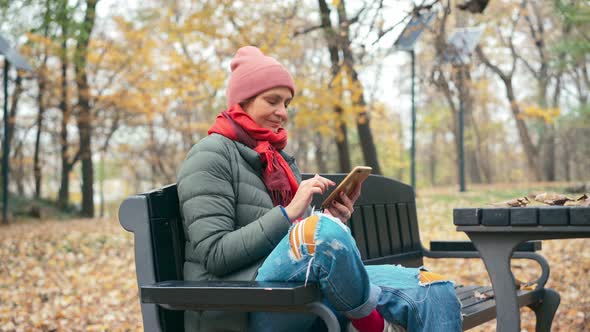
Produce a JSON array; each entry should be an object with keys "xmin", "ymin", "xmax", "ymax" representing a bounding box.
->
[{"xmin": 119, "ymin": 174, "xmax": 559, "ymax": 332}]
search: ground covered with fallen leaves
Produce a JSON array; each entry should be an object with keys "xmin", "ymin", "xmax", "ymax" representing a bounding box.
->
[{"xmin": 0, "ymin": 183, "xmax": 588, "ymax": 331}]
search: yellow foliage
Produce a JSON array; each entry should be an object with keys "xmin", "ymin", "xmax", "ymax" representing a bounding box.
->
[{"xmin": 519, "ymin": 105, "xmax": 561, "ymax": 124}]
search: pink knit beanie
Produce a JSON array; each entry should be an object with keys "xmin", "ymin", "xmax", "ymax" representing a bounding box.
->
[{"xmin": 226, "ymin": 46, "xmax": 295, "ymax": 108}]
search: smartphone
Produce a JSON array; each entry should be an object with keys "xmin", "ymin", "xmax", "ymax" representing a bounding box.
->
[{"xmin": 320, "ymin": 166, "xmax": 372, "ymax": 210}]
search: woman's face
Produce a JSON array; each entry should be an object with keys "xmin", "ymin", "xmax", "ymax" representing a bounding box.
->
[{"xmin": 243, "ymin": 87, "xmax": 293, "ymax": 133}]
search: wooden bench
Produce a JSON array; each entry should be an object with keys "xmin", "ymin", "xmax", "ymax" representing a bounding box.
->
[{"xmin": 119, "ymin": 174, "xmax": 559, "ymax": 332}]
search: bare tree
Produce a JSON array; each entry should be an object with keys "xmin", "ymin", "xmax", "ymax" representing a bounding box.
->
[
  {"xmin": 317, "ymin": 0, "xmax": 352, "ymax": 173},
  {"xmin": 73, "ymin": 0, "xmax": 98, "ymax": 217},
  {"xmin": 474, "ymin": 2, "xmax": 543, "ymax": 180}
]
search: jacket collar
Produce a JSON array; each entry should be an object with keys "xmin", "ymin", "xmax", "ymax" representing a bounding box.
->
[{"xmin": 234, "ymin": 141, "xmax": 295, "ymax": 172}]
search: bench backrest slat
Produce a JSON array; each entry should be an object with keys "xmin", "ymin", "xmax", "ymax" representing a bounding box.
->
[
  {"xmin": 374, "ymin": 204, "xmax": 393, "ymax": 256},
  {"xmin": 349, "ymin": 209, "xmax": 368, "ymax": 258}
]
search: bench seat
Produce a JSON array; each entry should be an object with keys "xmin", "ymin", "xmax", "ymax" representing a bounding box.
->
[{"xmin": 140, "ymin": 281, "xmax": 545, "ymax": 330}]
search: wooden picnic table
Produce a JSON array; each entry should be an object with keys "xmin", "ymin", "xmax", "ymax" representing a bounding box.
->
[{"xmin": 455, "ymin": 206, "xmax": 590, "ymax": 332}]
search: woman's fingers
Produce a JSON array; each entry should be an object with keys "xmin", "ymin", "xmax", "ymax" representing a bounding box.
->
[
  {"xmin": 352, "ymin": 183, "xmax": 362, "ymax": 201},
  {"xmin": 305, "ymin": 174, "xmax": 334, "ymax": 194},
  {"xmin": 329, "ymin": 198, "xmax": 353, "ymax": 220},
  {"xmin": 287, "ymin": 175, "xmax": 339, "ymax": 221},
  {"xmin": 339, "ymin": 191, "xmax": 354, "ymax": 210},
  {"xmin": 317, "ymin": 175, "xmax": 336, "ymax": 187},
  {"xmin": 315, "ymin": 174, "xmax": 335, "ymax": 191}
]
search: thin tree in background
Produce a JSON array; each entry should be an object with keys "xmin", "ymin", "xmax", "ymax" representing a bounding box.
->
[
  {"xmin": 74, "ymin": 0, "xmax": 98, "ymax": 217},
  {"xmin": 33, "ymin": 0, "xmax": 52, "ymax": 199},
  {"xmin": 317, "ymin": 0, "xmax": 352, "ymax": 173},
  {"xmin": 317, "ymin": 0, "xmax": 382, "ymax": 174},
  {"xmin": 57, "ymin": 1, "xmax": 78, "ymax": 209}
]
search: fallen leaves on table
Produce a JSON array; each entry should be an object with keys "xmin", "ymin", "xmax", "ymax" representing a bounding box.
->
[
  {"xmin": 533, "ymin": 192, "xmax": 574, "ymax": 205},
  {"xmin": 492, "ymin": 196, "xmax": 530, "ymax": 207},
  {"xmin": 573, "ymin": 194, "xmax": 590, "ymax": 207},
  {"xmin": 560, "ymin": 193, "xmax": 589, "ymax": 206},
  {"xmin": 491, "ymin": 193, "xmax": 590, "ymax": 207}
]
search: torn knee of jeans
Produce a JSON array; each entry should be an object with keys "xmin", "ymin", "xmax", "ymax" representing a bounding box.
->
[
  {"xmin": 326, "ymin": 238, "xmax": 347, "ymax": 251},
  {"xmin": 289, "ymin": 214, "xmax": 320, "ymax": 261},
  {"xmin": 418, "ymin": 270, "xmax": 452, "ymax": 286}
]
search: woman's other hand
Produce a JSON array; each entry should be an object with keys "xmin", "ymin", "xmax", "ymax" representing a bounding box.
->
[
  {"xmin": 285, "ymin": 174, "xmax": 334, "ymax": 221},
  {"xmin": 324, "ymin": 183, "xmax": 361, "ymax": 223}
]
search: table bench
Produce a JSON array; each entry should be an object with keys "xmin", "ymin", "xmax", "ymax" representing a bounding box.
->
[
  {"xmin": 455, "ymin": 206, "xmax": 590, "ymax": 331},
  {"xmin": 119, "ymin": 174, "xmax": 559, "ymax": 331}
]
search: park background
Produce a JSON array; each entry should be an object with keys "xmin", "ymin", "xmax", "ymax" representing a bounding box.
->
[{"xmin": 0, "ymin": 0, "xmax": 588, "ymax": 331}]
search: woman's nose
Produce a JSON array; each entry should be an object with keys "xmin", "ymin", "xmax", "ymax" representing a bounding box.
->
[{"xmin": 275, "ymin": 105, "xmax": 288, "ymax": 120}]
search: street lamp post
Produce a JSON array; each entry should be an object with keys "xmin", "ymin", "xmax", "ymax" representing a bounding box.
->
[
  {"xmin": 410, "ymin": 49, "xmax": 416, "ymax": 189},
  {"xmin": 441, "ymin": 27, "xmax": 482, "ymax": 192},
  {"xmin": 394, "ymin": 10, "xmax": 435, "ymax": 189},
  {"xmin": 2, "ymin": 59, "xmax": 9, "ymax": 222},
  {"xmin": 458, "ymin": 75, "xmax": 465, "ymax": 192}
]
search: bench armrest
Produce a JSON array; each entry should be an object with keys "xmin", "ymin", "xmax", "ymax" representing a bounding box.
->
[
  {"xmin": 429, "ymin": 240, "xmax": 542, "ymax": 253},
  {"xmin": 424, "ymin": 240, "xmax": 550, "ymax": 288},
  {"xmin": 140, "ymin": 280, "xmax": 341, "ymax": 331},
  {"xmin": 140, "ymin": 280, "xmax": 322, "ymax": 311}
]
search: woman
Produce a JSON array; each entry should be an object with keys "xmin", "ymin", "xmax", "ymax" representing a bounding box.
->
[{"xmin": 177, "ymin": 46, "xmax": 461, "ymax": 332}]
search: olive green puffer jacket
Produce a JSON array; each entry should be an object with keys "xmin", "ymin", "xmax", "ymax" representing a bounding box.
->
[{"xmin": 176, "ymin": 133, "xmax": 301, "ymax": 331}]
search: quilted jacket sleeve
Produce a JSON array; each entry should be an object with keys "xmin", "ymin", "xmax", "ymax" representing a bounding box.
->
[{"xmin": 177, "ymin": 136, "xmax": 291, "ymax": 277}]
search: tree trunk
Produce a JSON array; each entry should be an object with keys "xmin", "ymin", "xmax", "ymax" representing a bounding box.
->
[
  {"xmin": 542, "ymin": 124, "xmax": 556, "ymax": 181},
  {"xmin": 12, "ymin": 139, "xmax": 25, "ymax": 196},
  {"xmin": 476, "ymin": 47, "xmax": 542, "ymax": 181},
  {"xmin": 505, "ymin": 82, "xmax": 542, "ymax": 180},
  {"xmin": 148, "ymin": 123, "xmax": 158, "ymax": 189},
  {"xmin": 355, "ymin": 106, "xmax": 381, "ymax": 174},
  {"xmin": 77, "ymin": 100, "xmax": 94, "ymax": 217},
  {"xmin": 7, "ymin": 72, "xmax": 22, "ymax": 150},
  {"xmin": 335, "ymin": 106, "xmax": 351, "ymax": 173},
  {"xmin": 397, "ymin": 113, "xmax": 405, "ymax": 181},
  {"xmin": 74, "ymin": 0, "xmax": 98, "ymax": 217},
  {"xmin": 336, "ymin": 1, "xmax": 381, "ymax": 174},
  {"xmin": 432, "ymin": 68, "xmax": 462, "ymax": 184},
  {"xmin": 472, "ymin": 119, "xmax": 493, "ymax": 183},
  {"xmin": 314, "ymin": 133, "xmax": 327, "ymax": 173},
  {"xmin": 317, "ymin": 0, "xmax": 351, "ymax": 173},
  {"xmin": 538, "ymin": 78, "xmax": 556, "ymax": 181},
  {"xmin": 34, "ymin": 73, "xmax": 45, "ymax": 199},
  {"xmin": 33, "ymin": 0, "xmax": 52, "ymax": 200},
  {"xmin": 99, "ymin": 151, "xmax": 105, "ymax": 218},
  {"xmin": 4, "ymin": 72, "xmax": 23, "ymax": 201},
  {"xmin": 58, "ymin": 28, "xmax": 71, "ymax": 209},
  {"xmin": 458, "ymin": 68, "xmax": 482, "ymax": 184},
  {"xmin": 429, "ymin": 130, "xmax": 437, "ymax": 186}
]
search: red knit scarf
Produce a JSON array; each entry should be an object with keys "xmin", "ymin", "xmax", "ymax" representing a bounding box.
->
[{"xmin": 208, "ymin": 104, "xmax": 299, "ymax": 207}]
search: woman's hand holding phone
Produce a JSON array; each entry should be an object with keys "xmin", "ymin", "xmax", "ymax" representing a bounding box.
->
[
  {"xmin": 284, "ymin": 174, "xmax": 335, "ymax": 222},
  {"xmin": 285, "ymin": 167, "xmax": 370, "ymax": 223},
  {"xmin": 324, "ymin": 184, "xmax": 361, "ymax": 223},
  {"xmin": 320, "ymin": 166, "xmax": 371, "ymax": 223}
]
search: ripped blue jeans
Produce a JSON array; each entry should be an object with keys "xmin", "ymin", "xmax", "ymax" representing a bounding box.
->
[{"xmin": 249, "ymin": 213, "xmax": 462, "ymax": 332}]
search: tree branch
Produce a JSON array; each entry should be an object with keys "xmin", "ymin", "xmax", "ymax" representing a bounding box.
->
[
  {"xmin": 476, "ymin": 45, "xmax": 510, "ymax": 83},
  {"xmin": 292, "ymin": 24, "xmax": 324, "ymax": 38},
  {"xmin": 521, "ymin": 0, "xmax": 546, "ymax": 79}
]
